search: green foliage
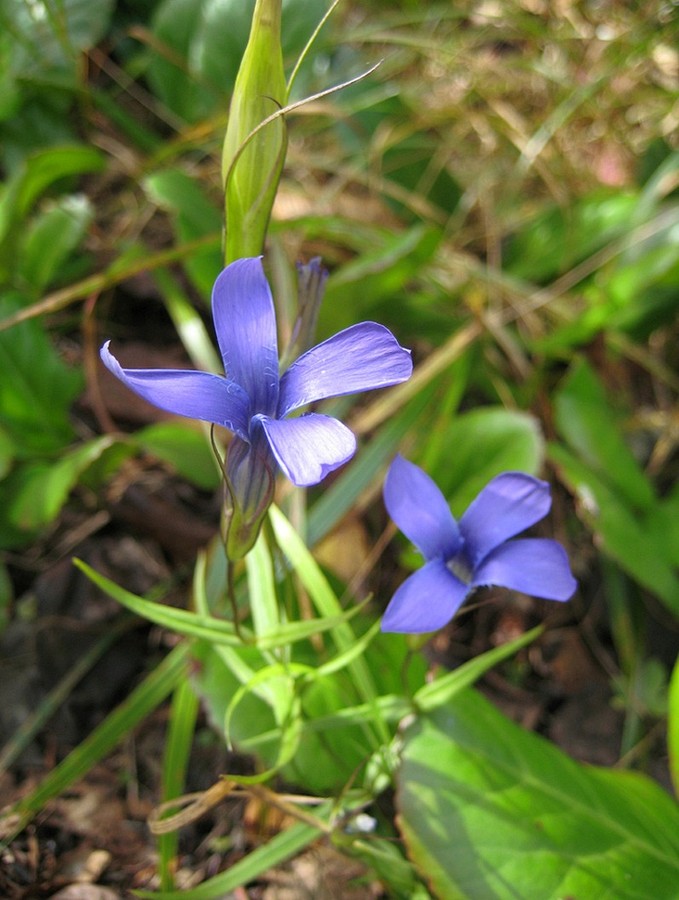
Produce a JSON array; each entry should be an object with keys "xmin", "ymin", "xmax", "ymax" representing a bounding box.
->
[
  {"xmin": 143, "ymin": 169, "xmax": 222, "ymax": 301},
  {"xmin": 551, "ymin": 360, "xmax": 679, "ymax": 615},
  {"xmin": 135, "ymin": 422, "xmax": 221, "ymax": 491},
  {"xmin": 0, "ymin": 294, "xmax": 81, "ymax": 457},
  {"xmin": 505, "ymin": 192, "xmax": 639, "ymax": 283},
  {"xmin": 0, "ymin": 0, "xmax": 114, "ymax": 166},
  {"xmin": 430, "ymin": 407, "xmax": 545, "ymax": 513},
  {"xmin": 398, "ymin": 690, "xmax": 679, "ymax": 899},
  {"xmin": 147, "ymin": 0, "xmax": 328, "ymax": 123},
  {"xmin": 1, "ymin": 0, "xmax": 678, "ymax": 894}
]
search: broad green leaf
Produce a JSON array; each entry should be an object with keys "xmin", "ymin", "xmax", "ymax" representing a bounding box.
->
[
  {"xmin": 0, "ymin": 145, "xmax": 104, "ymax": 250},
  {"xmin": 143, "ymin": 170, "xmax": 222, "ymax": 242},
  {"xmin": 143, "ymin": 169, "xmax": 222, "ymax": 300},
  {"xmin": 135, "ymin": 421, "xmax": 221, "ymax": 491},
  {"xmin": 147, "ymin": 0, "xmax": 329, "ymax": 122},
  {"xmin": 287, "ymin": 629, "xmax": 426, "ymax": 794},
  {"xmin": 554, "ymin": 359, "xmax": 655, "ymax": 512},
  {"xmin": 236, "ymin": 694, "xmax": 412, "ymax": 754},
  {"xmin": 550, "ymin": 443, "xmax": 679, "ymax": 615},
  {"xmin": 0, "ymin": 29, "xmax": 20, "ymax": 122},
  {"xmin": 0, "ymin": 437, "xmax": 115, "ymax": 548},
  {"xmin": 269, "ymin": 504, "xmax": 385, "ymax": 734},
  {"xmin": 432, "ymin": 407, "xmax": 544, "ymax": 513},
  {"xmin": 7, "ymin": 0, "xmax": 115, "ymax": 83},
  {"xmin": 192, "ymin": 641, "xmax": 277, "ymax": 763},
  {"xmin": 0, "ymin": 293, "xmax": 81, "ymax": 455},
  {"xmin": 19, "ymin": 193, "xmax": 93, "ymax": 292},
  {"xmin": 147, "ymin": 0, "xmax": 230, "ymax": 123},
  {"xmin": 224, "ymin": 663, "xmax": 303, "ymax": 778},
  {"xmin": 0, "ymin": 92, "xmax": 76, "ymax": 174},
  {"xmin": 398, "ymin": 690, "xmax": 679, "ymax": 899}
]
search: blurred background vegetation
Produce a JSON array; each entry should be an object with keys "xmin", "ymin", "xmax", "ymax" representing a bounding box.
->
[{"xmin": 0, "ymin": 0, "xmax": 677, "ymax": 893}]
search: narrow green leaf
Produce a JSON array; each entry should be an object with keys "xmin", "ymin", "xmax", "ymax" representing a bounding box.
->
[
  {"xmin": 414, "ymin": 626, "xmax": 543, "ymax": 712},
  {"xmin": 135, "ymin": 809, "xmax": 326, "ymax": 899},
  {"xmin": 158, "ymin": 680, "xmax": 201, "ymax": 892},
  {"xmin": 237, "ymin": 694, "xmax": 412, "ymax": 753},
  {"xmin": 74, "ymin": 558, "xmax": 361, "ymax": 649},
  {"xmin": 0, "ymin": 619, "xmax": 130, "ymax": 775},
  {"xmin": 74, "ymin": 558, "xmax": 241, "ymax": 645},
  {"xmin": 246, "ymin": 526, "xmax": 280, "ymax": 638},
  {"xmin": 550, "ymin": 444, "xmax": 679, "ymax": 615},
  {"xmin": 2, "ymin": 644, "xmax": 190, "ymax": 840},
  {"xmin": 269, "ymin": 505, "xmax": 386, "ymax": 742},
  {"xmin": 554, "ymin": 360, "xmax": 655, "ymax": 512}
]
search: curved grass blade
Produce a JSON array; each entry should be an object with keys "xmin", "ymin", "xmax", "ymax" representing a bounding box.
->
[{"xmin": 1, "ymin": 643, "xmax": 190, "ymax": 843}]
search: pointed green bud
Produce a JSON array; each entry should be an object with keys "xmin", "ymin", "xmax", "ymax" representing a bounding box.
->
[{"xmin": 222, "ymin": 0, "xmax": 287, "ymax": 263}]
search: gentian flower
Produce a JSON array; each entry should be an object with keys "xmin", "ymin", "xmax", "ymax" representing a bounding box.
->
[
  {"xmin": 382, "ymin": 455, "xmax": 576, "ymax": 633},
  {"xmin": 101, "ymin": 257, "xmax": 412, "ymax": 557}
]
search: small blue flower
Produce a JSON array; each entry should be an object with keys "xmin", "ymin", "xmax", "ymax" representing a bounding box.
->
[
  {"xmin": 382, "ymin": 455, "xmax": 577, "ymax": 633},
  {"xmin": 101, "ymin": 257, "xmax": 412, "ymax": 556}
]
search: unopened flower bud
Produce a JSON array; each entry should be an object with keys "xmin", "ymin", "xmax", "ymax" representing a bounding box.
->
[{"xmin": 222, "ymin": 0, "xmax": 287, "ymax": 262}]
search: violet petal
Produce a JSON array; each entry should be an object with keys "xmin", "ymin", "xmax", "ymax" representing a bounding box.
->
[
  {"xmin": 212, "ymin": 257, "xmax": 279, "ymax": 416},
  {"xmin": 255, "ymin": 412, "xmax": 356, "ymax": 486},
  {"xmin": 100, "ymin": 342, "xmax": 250, "ymax": 438},
  {"xmin": 277, "ymin": 322, "xmax": 412, "ymax": 417},
  {"xmin": 460, "ymin": 472, "xmax": 552, "ymax": 566},
  {"xmin": 472, "ymin": 538, "xmax": 577, "ymax": 601},
  {"xmin": 381, "ymin": 558, "xmax": 469, "ymax": 633},
  {"xmin": 384, "ymin": 455, "xmax": 461, "ymax": 561}
]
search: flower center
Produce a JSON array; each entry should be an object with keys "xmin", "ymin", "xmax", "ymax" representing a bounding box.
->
[{"xmin": 446, "ymin": 550, "xmax": 473, "ymax": 584}]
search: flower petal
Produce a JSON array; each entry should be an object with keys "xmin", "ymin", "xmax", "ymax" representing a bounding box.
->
[
  {"xmin": 100, "ymin": 342, "xmax": 250, "ymax": 438},
  {"xmin": 277, "ymin": 322, "xmax": 412, "ymax": 417},
  {"xmin": 255, "ymin": 412, "xmax": 356, "ymax": 486},
  {"xmin": 472, "ymin": 538, "xmax": 577, "ymax": 601},
  {"xmin": 381, "ymin": 559, "xmax": 469, "ymax": 633},
  {"xmin": 212, "ymin": 257, "xmax": 279, "ymax": 416},
  {"xmin": 384, "ymin": 455, "xmax": 461, "ymax": 561},
  {"xmin": 460, "ymin": 472, "xmax": 552, "ymax": 566}
]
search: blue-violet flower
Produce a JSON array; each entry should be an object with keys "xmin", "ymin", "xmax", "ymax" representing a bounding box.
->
[
  {"xmin": 382, "ymin": 455, "xmax": 576, "ymax": 633},
  {"xmin": 101, "ymin": 257, "xmax": 413, "ymax": 557}
]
